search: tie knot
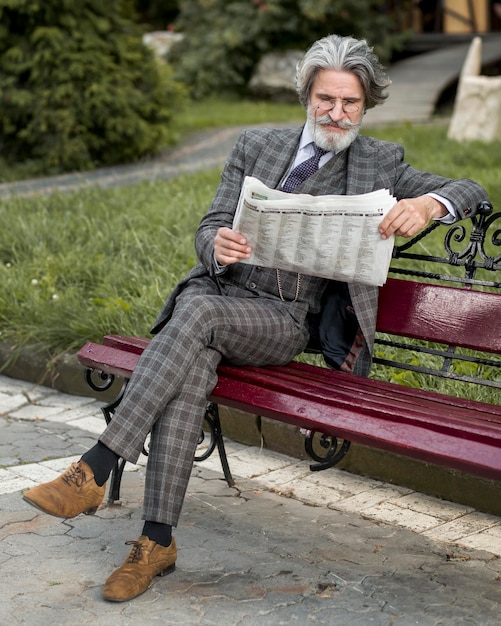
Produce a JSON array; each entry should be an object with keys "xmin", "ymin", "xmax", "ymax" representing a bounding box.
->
[{"xmin": 312, "ymin": 143, "xmax": 326, "ymax": 159}]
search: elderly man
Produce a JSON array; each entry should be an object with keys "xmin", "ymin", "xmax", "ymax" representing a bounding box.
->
[{"xmin": 23, "ymin": 34, "xmax": 490, "ymax": 602}]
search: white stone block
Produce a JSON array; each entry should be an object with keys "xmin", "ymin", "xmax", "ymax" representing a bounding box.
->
[
  {"xmin": 448, "ymin": 75, "xmax": 501, "ymax": 142},
  {"xmin": 448, "ymin": 36, "xmax": 501, "ymax": 142}
]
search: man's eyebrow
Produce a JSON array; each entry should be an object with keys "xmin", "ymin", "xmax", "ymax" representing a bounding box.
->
[{"xmin": 316, "ymin": 93, "xmax": 362, "ymax": 101}]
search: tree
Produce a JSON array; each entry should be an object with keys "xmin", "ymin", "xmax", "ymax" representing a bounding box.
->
[{"xmin": 0, "ymin": 0, "xmax": 186, "ymax": 173}]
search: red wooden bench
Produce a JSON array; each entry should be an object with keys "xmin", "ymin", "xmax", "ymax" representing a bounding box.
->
[{"xmin": 77, "ymin": 202, "xmax": 501, "ymax": 503}]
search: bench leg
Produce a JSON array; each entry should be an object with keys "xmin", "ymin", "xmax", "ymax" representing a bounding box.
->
[
  {"xmin": 108, "ymin": 457, "xmax": 127, "ymax": 504},
  {"xmin": 100, "ymin": 379, "xmax": 132, "ymax": 504},
  {"xmin": 195, "ymin": 402, "xmax": 235, "ymax": 487}
]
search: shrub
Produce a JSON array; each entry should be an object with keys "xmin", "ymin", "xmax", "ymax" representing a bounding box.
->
[
  {"xmin": 0, "ymin": 0, "xmax": 187, "ymax": 173},
  {"xmin": 169, "ymin": 0, "xmax": 406, "ymax": 99}
]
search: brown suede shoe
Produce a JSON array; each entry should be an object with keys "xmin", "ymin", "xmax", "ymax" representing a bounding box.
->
[
  {"xmin": 22, "ymin": 460, "xmax": 105, "ymax": 518},
  {"xmin": 103, "ymin": 536, "xmax": 177, "ymax": 602}
]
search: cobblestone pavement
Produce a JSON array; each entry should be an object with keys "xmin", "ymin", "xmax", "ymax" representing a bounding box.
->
[{"xmin": 1, "ymin": 374, "xmax": 500, "ymax": 625}]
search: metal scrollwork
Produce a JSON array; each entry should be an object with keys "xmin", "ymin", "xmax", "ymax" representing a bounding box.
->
[
  {"xmin": 391, "ymin": 201, "xmax": 500, "ymax": 286},
  {"xmin": 303, "ymin": 430, "xmax": 351, "ymax": 472},
  {"xmin": 444, "ymin": 202, "xmax": 501, "ymax": 281},
  {"xmin": 85, "ymin": 367, "xmax": 115, "ymax": 392},
  {"xmin": 196, "ymin": 403, "xmax": 235, "ymax": 486}
]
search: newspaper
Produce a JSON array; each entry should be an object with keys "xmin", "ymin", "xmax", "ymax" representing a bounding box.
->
[{"xmin": 232, "ymin": 176, "xmax": 396, "ymax": 286}]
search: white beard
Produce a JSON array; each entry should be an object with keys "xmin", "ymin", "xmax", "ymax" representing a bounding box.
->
[{"xmin": 307, "ymin": 108, "xmax": 362, "ymax": 152}]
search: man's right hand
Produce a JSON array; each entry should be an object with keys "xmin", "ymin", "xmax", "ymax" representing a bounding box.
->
[{"xmin": 214, "ymin": 227, "xmax": 252, "ymax": 266}]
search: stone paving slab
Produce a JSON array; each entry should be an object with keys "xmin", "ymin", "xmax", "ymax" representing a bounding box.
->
[{"xmin": 1, "ymin": 373, "xmax": 501, "ymax": 624}]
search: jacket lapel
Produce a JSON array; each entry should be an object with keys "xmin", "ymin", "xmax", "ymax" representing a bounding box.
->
[{"xmin": 250, "ymin": 127, "xmax": 303, "ymax": 190}]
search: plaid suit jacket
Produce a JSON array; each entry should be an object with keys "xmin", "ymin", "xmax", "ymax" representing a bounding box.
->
[{"xmin": 152, "ymin": 126, "xmax": 489, "ymax": 374}]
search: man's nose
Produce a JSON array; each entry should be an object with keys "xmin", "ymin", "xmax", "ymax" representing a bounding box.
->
[{"xmin": 327, "ymin": 101, "xmax": 345, "ymax": 121}]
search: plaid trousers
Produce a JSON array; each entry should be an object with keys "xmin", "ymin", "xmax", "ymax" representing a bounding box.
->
[{"xmin": 99, "ymin": 275, "xmax": 310, "ymax": 526}]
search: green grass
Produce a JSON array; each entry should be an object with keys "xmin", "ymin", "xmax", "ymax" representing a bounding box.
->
[
  {"xmin": 0, "ymin": 170, "xmax": 221, "ymax": 354},
  {"xmin": 174, "ymin": 97, "xmax": 305, "ymax": 135},
  {"xmin": 0, "ymin": 103, "xmax": 500, "ymax": 403}
]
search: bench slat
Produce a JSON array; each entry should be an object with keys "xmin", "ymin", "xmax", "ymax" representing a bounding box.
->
[
  {"xmin": 78, "ymin": 342, "xmax": 141, "ymax": 379},
  {"xmin": 103, "ymin": 335, "xmax": 150, "ymax": 353},
  {"xmin": 214, "ymin": 364, "xmax": 501, "ymax": 437},
  {"xmin": 78, "ymin": 342, "xmax": 501, "ymax": 431},
  {"xmin": 378, "ymin": 279, "xmax": 501, "ymax": 352},
  {"xmin": 262, "ymin": 362, "xmax": 501, "ymax": 421}
]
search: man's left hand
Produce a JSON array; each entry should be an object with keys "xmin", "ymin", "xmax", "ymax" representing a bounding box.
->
[{"xmin": 379, "ymin": 195, "xmax": 448, "ymax": 240}]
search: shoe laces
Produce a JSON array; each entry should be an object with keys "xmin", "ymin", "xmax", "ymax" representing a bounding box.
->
[
  {"xmin": 61, "ymin": 463, "xmax": 86, "ymax": 488},
  {"xmin": 124, "ymin": 540, "xmax": 145, "ymax": 564}
]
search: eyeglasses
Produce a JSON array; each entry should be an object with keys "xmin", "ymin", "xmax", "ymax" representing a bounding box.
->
[{"xmin": 315, "ymin": 99, "xmax": 361, "ymax": 114}]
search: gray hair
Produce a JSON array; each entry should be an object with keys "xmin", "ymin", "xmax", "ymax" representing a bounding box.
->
[{"xmin": 296, "ymin": 34, "xmax": 391, "ymax": 110}]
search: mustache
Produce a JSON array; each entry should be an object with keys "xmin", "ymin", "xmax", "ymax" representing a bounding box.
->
[{"xmin": 315, "ymin": 113, "xmax": 360, "ymax": 130}]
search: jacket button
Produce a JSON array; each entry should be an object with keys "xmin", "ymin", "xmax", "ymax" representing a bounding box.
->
[{"xmin": 250, "ymin": 282, "xmax": 257, "ymax": 289}]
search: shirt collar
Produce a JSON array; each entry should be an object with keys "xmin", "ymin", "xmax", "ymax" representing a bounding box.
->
[{"xmin": 299, "ymin": 124, "xmax": 315, "ymax": 152}]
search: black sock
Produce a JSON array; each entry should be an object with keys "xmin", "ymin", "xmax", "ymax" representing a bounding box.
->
[
  {"xmin": 142, "ymin": 521, "xmax": 172, "ymax": 547},
  {"xmin": 81, "ymin": 441, "xmax": 118, "ymax": 486}
]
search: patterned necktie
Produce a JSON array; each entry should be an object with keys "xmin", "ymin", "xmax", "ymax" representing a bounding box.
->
[{"xmin": 282, "ymin": 143, "xmax": 327, "ymax": 193}]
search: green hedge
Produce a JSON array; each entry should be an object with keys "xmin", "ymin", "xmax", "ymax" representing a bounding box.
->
[{"xmin": 0, "ymin": 0, "xmax": 186, "ymax": 173}]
